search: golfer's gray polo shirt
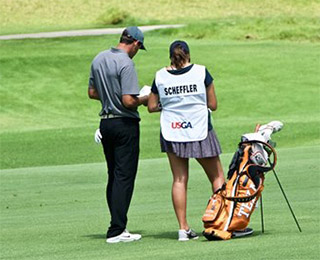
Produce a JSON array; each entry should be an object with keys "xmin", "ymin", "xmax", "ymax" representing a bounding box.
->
[{"xmin": 89, "ymin": 47, "xmax": 140, "ymax": 119}]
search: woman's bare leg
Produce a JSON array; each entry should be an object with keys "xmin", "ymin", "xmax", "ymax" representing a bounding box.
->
[
  {"xmin": 167, "ymin": 152, "xmax": 189, "ymax": 230},
  {"xmin": 196, "ymin": 156, "xmax": 225, "ymax": 193}
]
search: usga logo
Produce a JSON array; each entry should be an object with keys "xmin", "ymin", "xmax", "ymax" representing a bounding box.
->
[{"xmin": 171, "ymin": 122, "xmax": 193, "ymax": 129}]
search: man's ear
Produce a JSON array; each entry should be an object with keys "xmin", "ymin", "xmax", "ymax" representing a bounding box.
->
[{"xmin": 133, "ymin": 40, "xmax": 140, "ymax": 48}]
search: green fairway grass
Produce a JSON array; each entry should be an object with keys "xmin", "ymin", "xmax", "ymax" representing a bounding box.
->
[
  {"xmin": 1, "ymin": 1, "xmax": 319, "ymax": 258},
  {"xmin": 1, "ymin": 36, "xmax": 319, "ymax": 169},
  {"xmin": 1, "ymin": 146, "xmax": 319, "ymax": 259},
  {"xmin": 1, "ymin": 0, "xmax": 319, "ymax": 42}
]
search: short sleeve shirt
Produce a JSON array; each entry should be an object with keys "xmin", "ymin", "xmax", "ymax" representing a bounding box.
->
[{"xmin": 89, "ymin": 48, "xmax": 140, "ymax": 119}]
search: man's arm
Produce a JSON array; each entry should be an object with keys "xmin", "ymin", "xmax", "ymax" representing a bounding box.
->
[
  {"xmin": 122, "ymin": 94, "xmax": 148, "ymax": 108},
  {"xmin": 88, "ymin": 86, "xmax": 100, "ymax": 100}
]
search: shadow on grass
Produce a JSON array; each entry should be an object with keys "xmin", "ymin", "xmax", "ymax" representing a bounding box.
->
[
  {"xmin": 199, "ymin": 230, "xmax": 271, "ymax": 242},
  {"xmin": 231, "ymin": 230, "xmax": 270, "ymax": 239},
  {"xmin": 83, "ymin": 231, "xmax": 177, "ymax": 240},
  {"xmin": 83, "ymin": 230, "xmax": 270, "ymax": 241},
  {"xmin": 84, "ymin": 234, "xmax": 106, "ymax": 240},
  {"xmin": 142, "ymin": 231, "xmax": 177, "ymax": 240}
]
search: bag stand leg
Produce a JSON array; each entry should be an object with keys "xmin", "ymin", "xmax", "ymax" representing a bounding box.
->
[
  {"xmin": 260, "ymin": 194, "xmax": 264, "ymax": 233},
  {"xmin": 269, "ymin": 160, "xmax": 302, "ymax": 232}
]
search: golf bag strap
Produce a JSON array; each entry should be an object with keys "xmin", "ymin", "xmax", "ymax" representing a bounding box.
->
[{"xmin": 222, "ymin": 175, "xmax": 263, "ymax": 203}]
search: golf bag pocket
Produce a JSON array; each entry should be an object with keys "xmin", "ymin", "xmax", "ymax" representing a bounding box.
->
[
  {"xmin": 202, "ymin": 192, "xmax": 233, "ymax": 240},
  {"xmin": 202, "ymin": 193, "xmax": 224, "ymax": 223}
]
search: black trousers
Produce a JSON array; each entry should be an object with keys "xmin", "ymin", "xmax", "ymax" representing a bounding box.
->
[{"xmin": 99, "ymin": 117, "xmax": 140, "ymax": 238}]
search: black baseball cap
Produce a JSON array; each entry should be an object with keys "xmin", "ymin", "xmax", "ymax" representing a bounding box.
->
[
  {"xmin": 125, "ymin": 26, "xmax": 146, "ymax": 50},
  {"xmin": 169, "ymin": 40, "xmax": 189, "ymax": 57}
]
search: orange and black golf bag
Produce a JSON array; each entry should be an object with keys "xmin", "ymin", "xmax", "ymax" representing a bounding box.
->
[{"xmin": 202, "ymin": 140, "xmax": 277, "ymax": 240}]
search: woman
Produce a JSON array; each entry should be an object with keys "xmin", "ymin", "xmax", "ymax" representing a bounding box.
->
[{"xmin": 148, "ymin": 40, "xmax": 225, "ymax": 241}]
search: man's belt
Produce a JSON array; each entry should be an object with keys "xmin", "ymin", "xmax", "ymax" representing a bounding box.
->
[{"xmin": 100, "ymin": 114, "xmax": 123, "ymax": 119}]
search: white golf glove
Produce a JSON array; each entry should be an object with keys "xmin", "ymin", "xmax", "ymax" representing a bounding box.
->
[
  {"xmin": 94, "ymin": 128, "xmax": 102, "ymax": 144},
  {"xmin": 138, "ymin": 85, "xmax": 151, "ymax": 97}
]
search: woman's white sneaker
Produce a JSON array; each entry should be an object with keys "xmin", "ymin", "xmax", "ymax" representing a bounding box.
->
[
  {"xmin": 106, "ymin": 229, "xmax": 141, "ymax": 243},
  {"xmin": 178, "ymin": 229, "xmax": 199, "ymax": 241}
]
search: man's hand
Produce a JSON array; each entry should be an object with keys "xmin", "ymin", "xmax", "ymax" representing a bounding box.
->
[
  {"xmin": 139, "ymin": 95, "xmax": 149, "ymax": 106},
  {"xmin": 137, "ymin": 85, "xmax": 151, "ymax": 106},
  {"xmin": 94, "ymin": 129, "xmax": 102, "ymax": 144}
]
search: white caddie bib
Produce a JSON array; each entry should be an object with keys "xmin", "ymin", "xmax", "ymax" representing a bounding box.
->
[{"xmin": 155, "ymin": 64, "xmax": 208, "ymax": 142}]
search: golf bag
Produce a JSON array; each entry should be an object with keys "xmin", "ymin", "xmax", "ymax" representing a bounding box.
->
[{"xmin": 202, "ymin": 138, "xmax": 277, "ymax": 240}]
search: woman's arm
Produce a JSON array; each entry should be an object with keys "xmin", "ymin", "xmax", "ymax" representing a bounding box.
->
[
  {"xmin": 206, "ymin": 83, "xmax": 217, "ymax": 111},
  {"xmin": 148, "ymin": 93, "xmax": 161, "ymax": 113}
]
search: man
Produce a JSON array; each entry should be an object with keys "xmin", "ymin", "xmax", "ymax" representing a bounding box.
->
[{"xmin": 88, "ymin": 26, "xmax": 149, "ymax": 243}]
